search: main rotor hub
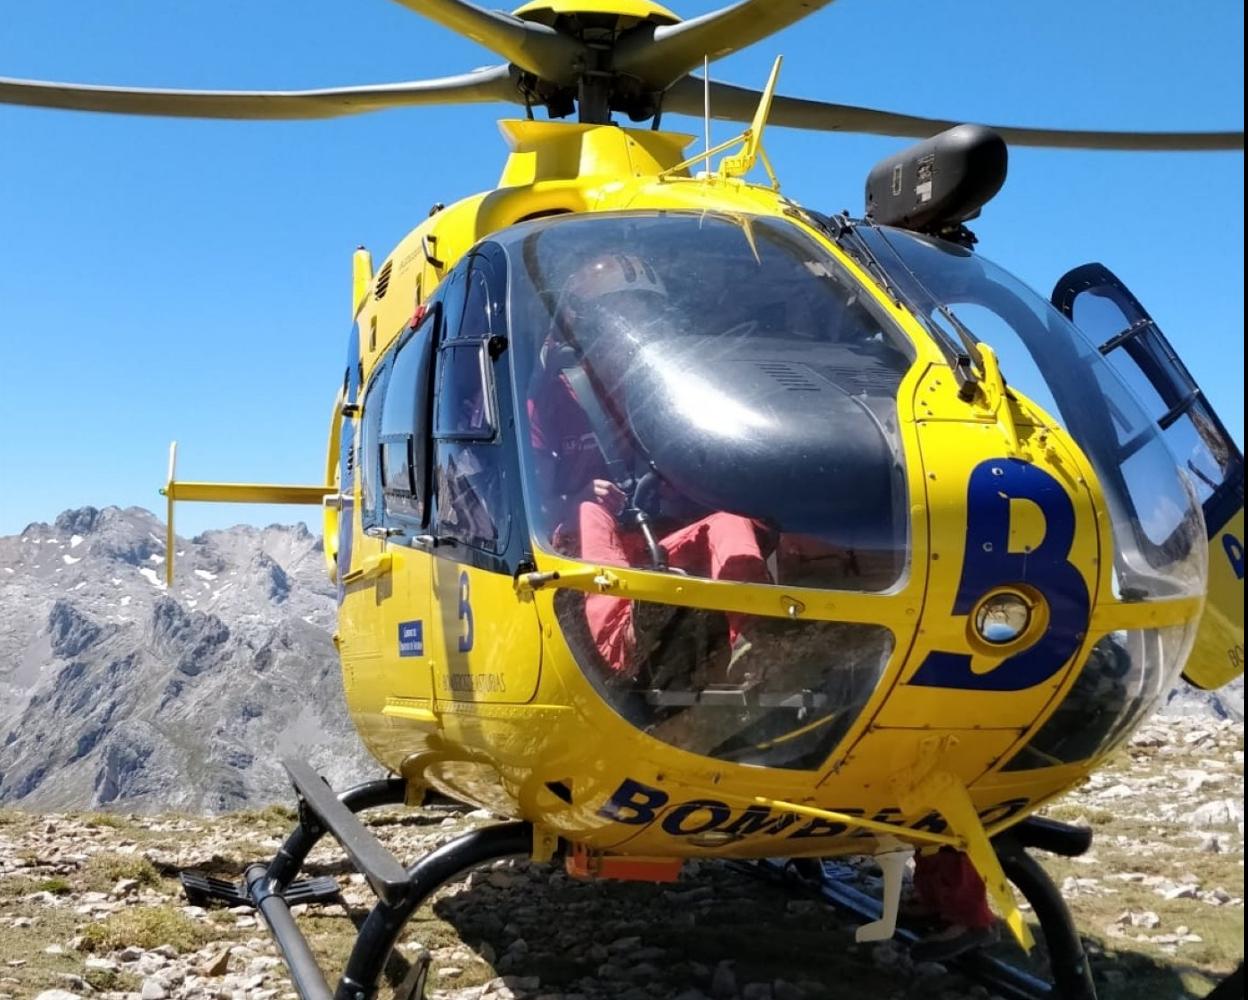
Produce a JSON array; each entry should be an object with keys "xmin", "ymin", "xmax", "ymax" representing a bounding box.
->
[
  {"xmin": 510, "ymin": 1, "xmax": 684, "ymax": 124},
  {"xmin": 512, "ymin": 1, "xmax": 680, "ymax": 30}
]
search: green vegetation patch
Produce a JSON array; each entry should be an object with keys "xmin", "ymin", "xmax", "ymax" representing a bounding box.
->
[
  {"xmin": 227, "ymin": 803, "xmax": 297, "ymax": 827},
  {"xmin": 80, "ymin": 905, "xmax": 210, "ymax": 954},
  {"xmin": 84, "ymin": 965, "xmax": 143, "ymax": 993},
  {"xmin": 83, "ymin": 811, "xmax": 133, "ymax": 830},
  {"xmin": 83, "ymin": 852, "xmax": 162, "ymax": 892}
]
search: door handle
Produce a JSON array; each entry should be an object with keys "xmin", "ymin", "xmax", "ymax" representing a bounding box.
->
[
  {"xmin": 342, "ymin": 551, "xmax": 393, "ymax": 585},
  {"xmin": 365, "ymin": 525, "xmax": 404, "ymax": 539}
]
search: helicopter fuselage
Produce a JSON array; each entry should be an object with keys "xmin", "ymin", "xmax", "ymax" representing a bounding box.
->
[{"xmin": 327, "ymin": 119, "xmax": 1211, "ymax": 861}]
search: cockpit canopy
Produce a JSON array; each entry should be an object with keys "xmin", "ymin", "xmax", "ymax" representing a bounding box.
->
[
  {"xmin": 472, "ymin": 209, "xmax": 1208, "ymax": 773},
  {"xmin": 489, "ymin": 211, "xmax": 919, "ymax": 769},
  {"xmin": 499, "ymin": 210, "xmax": 917, "ymax": 594}
]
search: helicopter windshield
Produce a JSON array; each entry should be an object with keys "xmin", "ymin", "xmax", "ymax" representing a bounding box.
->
[
  {"xmin": 856, "ymin": 225, "xmax": 1206, "ymax": 603},
  {"xmin": 501, "ymin": 211, "xmax": 916, "ymax": 590},
  {"xmin": 494, "ymin": 211, "xmax": 915, "ymax": 770}
]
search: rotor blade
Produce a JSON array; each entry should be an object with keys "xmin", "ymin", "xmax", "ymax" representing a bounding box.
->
[
  {"xmin": 616, "ymin": 1, "xmax": 837, "ymax": 89},
  {"xmin": 0, "ymin": 65, "xmax": 522, "ymax": 121},
  {"xmin": 665, "ymin": 77, "xmax": 1245, "ymax": 151},
  {"xmin": 386, "ymin": 0, "xmax": 585, "ymax": 83}
]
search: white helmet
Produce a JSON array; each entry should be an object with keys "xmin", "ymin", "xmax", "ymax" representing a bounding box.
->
[{"xmin": 561, "ymin": 252, "xmax": 668, "ymax": 311}]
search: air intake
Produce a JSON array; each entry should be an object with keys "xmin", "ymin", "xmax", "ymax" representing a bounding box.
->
[{"xmin": 374, "ymin": 261, "xmax": 393, "ymax": 300}]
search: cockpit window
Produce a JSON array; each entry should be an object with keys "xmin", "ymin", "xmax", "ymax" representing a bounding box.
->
[
  {"xmin": 856, "ymin": 225, "xmax": 1206, "ymax": 602},
  {"xmin": 498, "ymin": 211, "xmax": 916, "ymax": 602}
]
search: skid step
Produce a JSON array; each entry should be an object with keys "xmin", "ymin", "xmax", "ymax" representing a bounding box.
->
[
  {"xmin": 180, "ymin": 870, "xmax": 340, "ymax": 909},
  {"xmin": 285, "ymin": 759, "xmax": 414, "ymax": 908}
]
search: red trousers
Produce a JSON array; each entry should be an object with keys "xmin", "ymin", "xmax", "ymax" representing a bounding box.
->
[
  {"xmin": 578, "ymin": 501, "xmax": 767, "ymax": 673},
  {"xmin": 914, "ymin": 848, "xmax": 995, "ymax": 929}
]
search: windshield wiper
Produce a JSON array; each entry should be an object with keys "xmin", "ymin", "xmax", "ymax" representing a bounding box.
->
[
  {"xmin": 854, "ymin": 217, "xmax": 987, "ymax": 401},
  {"xmin": 799, "ymin": 208, "xmax": 903, "ymax": 307},
  {"xmin": 924, "ymin": 298, "xmax": 984, "ymax": 402},
  {"xmin": 795, "ymin": 208, "xmax": 983, "ymax": 401}
]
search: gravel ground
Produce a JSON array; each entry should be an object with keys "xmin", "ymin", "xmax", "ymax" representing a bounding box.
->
[{"xmin": 0, "ymin": 715, "xmax": 1241, "ymax": 1000}]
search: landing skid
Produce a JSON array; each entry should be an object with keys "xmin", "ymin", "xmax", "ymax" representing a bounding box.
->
[
  {"xmin": 179, "ymin": 761, "xmax": 532, "ymax": 1000},
  {"xmin": 181, "ymin": 762, "xmax": 1105, "ymax": 1000},
  {"xmin": 737, "ymin": 816, "xmax": 1099, "ymax": 1000}
]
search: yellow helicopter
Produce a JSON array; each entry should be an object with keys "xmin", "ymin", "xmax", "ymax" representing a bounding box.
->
[{"xmin": 3, "ymin": 2, "xmax": 1244, "ymax": 998}]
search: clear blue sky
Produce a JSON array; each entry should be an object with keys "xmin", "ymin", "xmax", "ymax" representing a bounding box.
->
[{"xmin": 1, "ymin": 0, "xmax": 1242, "ymax": 536}]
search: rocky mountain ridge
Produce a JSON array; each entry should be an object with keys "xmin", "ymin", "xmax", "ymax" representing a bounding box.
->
[{"xmin": 0, "ymin": 506, "xmax": 374, "ymax": 813}]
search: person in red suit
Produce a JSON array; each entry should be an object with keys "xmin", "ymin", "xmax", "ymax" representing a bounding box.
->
[{"xmin": 527, "ymin": 252, "xmax": 769, "ymax": 682}]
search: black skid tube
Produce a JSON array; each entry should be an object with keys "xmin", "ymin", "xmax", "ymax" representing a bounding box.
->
[
  {"xmin": 181, "ymin": 763, "xmax": 535, "ymax": 1000},
  {"xmin": 246, "ymin": 775, "xmax": 410, "ymax": 1000},
  {"xmin": 337, "ymin": 822, "xmax": 534, "ymax": 1000},
  {"xmin": 737, "ymin": 815, "xmax": 1101, "ymax": 1000},
  {"xmin": 774, "ymin": 864, "xmax": 1058, "ymax": 1000},
  {"xmin": 996, "ymin": 836, "xmax": 1098, "ymax": 1000},
  {"xmin": 245, "ymin": 863, "xmax": 335, "ymax": 1000},
  {"xmin": 1009, "ymin": 815, "xmax": 1094, "ymax": 858}
]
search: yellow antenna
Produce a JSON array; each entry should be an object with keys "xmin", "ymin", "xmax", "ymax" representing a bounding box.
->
[
  {"xmin": 661, "ymin": 56, "xmax": 785, "ymax": 185},
  {"xmin": 703, "ymin": 54, "xmax": 711, "ymax": 173},
  {"xmin": 718, "ymin": 55, "xmax": 783, "ymax": 184}
]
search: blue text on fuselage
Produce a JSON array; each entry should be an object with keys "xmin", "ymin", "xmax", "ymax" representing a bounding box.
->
[{"xmin": 596, "ymin": 777, "xmax": 1029, "ymax": 842}]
